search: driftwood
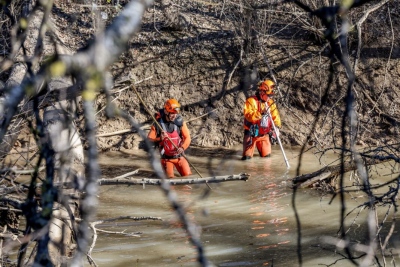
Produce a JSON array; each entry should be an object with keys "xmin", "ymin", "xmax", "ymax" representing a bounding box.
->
[
  {"xmin": 1, "ymin": 173, "xmax": 250, "ymax": 196},
  {"xmin": 291, "ymin": 158, "xmax": 392, "ymax": 189},
  {"xmin": 0, "ymin": 172, "xmax": 249, "ymax": 196},
  {"xmin": 98, "ymin": 173, "xmax": 250, "ymax": 186}
]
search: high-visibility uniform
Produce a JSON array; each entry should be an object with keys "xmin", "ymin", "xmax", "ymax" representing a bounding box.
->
[
  {"xmin": 147, "ymin": 110, "xmax": 192, "ymax": 178},
  {"xmin": 242, "ymin": 95, "xmax": 281, "ymax": 158}
]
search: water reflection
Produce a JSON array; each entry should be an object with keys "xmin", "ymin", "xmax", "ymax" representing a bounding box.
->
[
  {"xmin": 91, "ymin": 147, "xmax": 398, "ymax": 267},
  {"xmin": 244, "ymin": 157, "xmax": 292, "ymax": 266}
]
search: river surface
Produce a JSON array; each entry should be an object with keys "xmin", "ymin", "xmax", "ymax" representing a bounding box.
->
[{"xmin": 90, "ymin": 145, "xmax": 399, "ymax": 267}]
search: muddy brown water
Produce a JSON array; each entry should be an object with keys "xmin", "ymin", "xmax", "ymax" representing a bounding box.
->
[{"xmin": 89, "ymin": 145, "xmax": 397, "ymax": 267}]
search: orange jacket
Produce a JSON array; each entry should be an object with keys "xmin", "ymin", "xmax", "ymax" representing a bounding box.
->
[
  {"xmin": 147, "ymin": 115, "xmax": 191, "ymax": 150},
  {"xmin": 243, "ymin": 96, "xmax": 281, "ymax": 130}
]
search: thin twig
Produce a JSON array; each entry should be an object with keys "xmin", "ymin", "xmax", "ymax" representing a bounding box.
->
[{"xmin": 186, "ymin": 109, "xmax": 218, "ymax": 124}]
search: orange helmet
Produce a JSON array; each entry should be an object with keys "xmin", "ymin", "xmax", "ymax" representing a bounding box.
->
[
  {"xmin": 164, "ymin": 99, "xmax": 181, "ymax": 114},
  {"xmin": 258, "ymin": 79, "xmax": 275, "ymax": 94}
]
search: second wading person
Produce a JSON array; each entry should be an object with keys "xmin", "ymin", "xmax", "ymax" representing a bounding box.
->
[{"xmin": 242, "ymin": 79, "xmax": 281, "ymax": 160}]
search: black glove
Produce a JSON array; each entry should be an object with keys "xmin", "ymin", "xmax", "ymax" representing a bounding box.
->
[{"xmin": 269, "ymin": 132, "xmax": 277, "ymax": 145}]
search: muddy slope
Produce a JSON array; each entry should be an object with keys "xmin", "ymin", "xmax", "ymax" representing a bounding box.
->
[{"xmin": 15, "ymin": 1, "xmax": 400, "ymax": 153}]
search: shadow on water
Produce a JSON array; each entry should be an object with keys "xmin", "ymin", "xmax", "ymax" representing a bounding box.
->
[{"xmin": 92, "ymin": 146, "xmax": 398, "ymax": 267}]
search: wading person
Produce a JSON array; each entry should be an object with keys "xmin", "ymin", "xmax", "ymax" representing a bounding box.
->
[
  {"xmin": 147, "ymin": 98, "xmax": 192, "ymax": 178},
  {"xmin": 242, "ymin": 79, "xmax": 281, "ymax": 160}
]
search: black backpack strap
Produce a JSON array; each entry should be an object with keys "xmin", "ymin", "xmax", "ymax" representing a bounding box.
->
[
  {"xmin": 174, "ymin": 114, "xmax": 183, "ymax": 127},
  {"xmin": 157, "ymin": 110, "xmax": 182, "ymax": 136}
]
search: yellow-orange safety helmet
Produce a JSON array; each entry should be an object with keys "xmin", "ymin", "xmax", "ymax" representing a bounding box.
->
[
  {"xmin": 258, "ymin": 79, "xmax": 275, "ymax": 95},
  {"xmin": 164, "ymin": 99, "xmax": 181, "ymax": 114}
]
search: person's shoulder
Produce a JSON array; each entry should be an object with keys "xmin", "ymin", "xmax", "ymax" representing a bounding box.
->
[
  {"xmin": 175, "ymin": 114, "xmax": 184, "ymax": 127},
  {"xmin": 246, "ymin": 95, "xmax": 258, "ymax": 101},
  {"xmin": 155, "ymin": 109, "xmax": 164, "ymax": 120},
  {"xmin": 153, "ymin": 113, "xmax": 161, "ymax": 122}
]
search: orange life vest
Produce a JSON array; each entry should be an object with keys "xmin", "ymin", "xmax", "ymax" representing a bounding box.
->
[
  {"xmin": 243, "ymin": 96, "xmax": 272, "ymax": 136},
  {"xmin": 156, "ymin": 110, "xmax": 183, "ymax": 157}
]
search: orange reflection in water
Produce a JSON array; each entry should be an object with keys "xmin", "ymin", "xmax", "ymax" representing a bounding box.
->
[
  {"xmin": 264, "ymin": 183, "xmax": 276, "ymax": 189},
  {"xmin": 276, "ymin": 228, "xmax": 289, "ymax": 236},
  {"xmin": 257, "ymin": 244, "xmax": 278, "ymax": 250},
  {"xmin": 256, "ymin": 233, "xmax": 270, "ymax": 238},
  {"xmin": 248, "ymin": 169, "xmax": 292, "ymax": 259}
]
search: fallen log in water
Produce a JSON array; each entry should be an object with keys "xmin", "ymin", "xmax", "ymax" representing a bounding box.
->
[
  {"xmin": 98, "ymin": 173, "xmax": 250, "ymax": 186},
  {"xmin": 290, "ymin": 158, "xmax": 392, "ymax": 189},
  {"xmin": 0, "ymin": 172, "xmax": 250, "ymax": 195}
]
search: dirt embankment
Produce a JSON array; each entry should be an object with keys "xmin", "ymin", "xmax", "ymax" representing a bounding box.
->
[{"xmin": 12, "ymin": 1, "xmax": 400, "ymax": 154}]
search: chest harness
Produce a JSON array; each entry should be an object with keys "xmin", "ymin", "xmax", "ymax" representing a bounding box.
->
[
  {"xmin": 244, "ymin": 96, "xmax": 273, "ymax": 137},
  {"xmin": 157, "ymin": 110, "xmax": 183, "ymax": 159}
]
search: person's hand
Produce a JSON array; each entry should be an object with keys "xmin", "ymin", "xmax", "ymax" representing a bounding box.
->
[
  {"xmin": 262, "ymin": 106, "xmax": 270, "ymax": 115},
  {"xmin": 176, "ymin": 147, "xmax": 184, "ymax": 155}
]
